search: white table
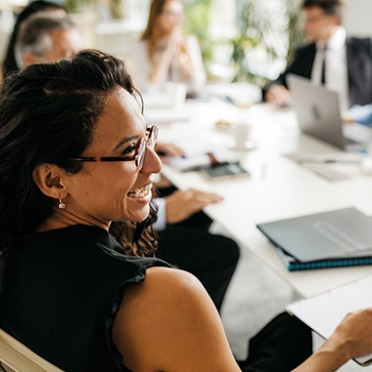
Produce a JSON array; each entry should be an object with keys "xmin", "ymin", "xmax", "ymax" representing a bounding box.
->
[{"xmin": 155, "ymin": 97, "xmax": 372, "ymax": 299}]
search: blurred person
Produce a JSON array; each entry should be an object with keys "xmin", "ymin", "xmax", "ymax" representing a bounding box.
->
[
  {"xmin": 263, "ymin": 0, "xmax": 372, "ymax": 112},
  {"xmin": 14, "ymin": 13, "xmax": 82, "ymax": 69},
  {"xmin": 1, "ymin": 0, "xmax": 66, "ymax": 80},
  {"xmin": 153, "ymin": 142, "xmax": 240, "ymax": 312},
  {"xmin": 131, "ymin": 0, "xmax": 206, "ymax": 95},
  {"xmin": 3, "ymin": 49, "xmax": 372, "ymax": 371}
]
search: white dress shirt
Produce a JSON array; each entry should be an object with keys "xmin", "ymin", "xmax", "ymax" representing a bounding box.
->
[
  {"xmin": 153, "ymin": 198, "xmax": 167, "ymax": 231},
  {"xmin": 311, "ymin": 26, "xmax": 349, "ymax": 111}
]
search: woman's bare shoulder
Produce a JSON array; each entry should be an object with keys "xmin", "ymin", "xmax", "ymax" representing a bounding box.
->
[{"xmin": 112, "ymin": 266, "xmax": 239, "ymax": 372}]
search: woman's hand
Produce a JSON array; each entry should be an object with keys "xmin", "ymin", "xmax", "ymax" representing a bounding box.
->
[
  {"xmin": 327, "ymin": 308, "xmax": 372, "ymax": 360},
  {"xmin": 156, "ymin": 142, "xmax": 186, "ymax": 162},
  {"xmin": 165, "ymin": 189, "xmax": 223, "ymax": 224},
  {"xmin": 294, "ymin": 307, "xmax": 372, "ymax": 371}
]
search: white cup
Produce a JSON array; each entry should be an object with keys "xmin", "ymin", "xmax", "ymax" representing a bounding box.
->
[
  {"xmin": 165, "ymin": 82, "xmax": 187, "ymax": 108},
  {"xmin": 232, "ymin": 123, "xmax": 253, "ymax": 150}
]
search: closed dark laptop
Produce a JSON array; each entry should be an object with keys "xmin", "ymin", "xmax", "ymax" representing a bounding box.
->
[
  {"xmin": 287, "ymin": 74, "xmax": 372, "ymax": 150},
  {"xmin": 257, "ymin": 207, "xmax": 372, "ymax": 262}
]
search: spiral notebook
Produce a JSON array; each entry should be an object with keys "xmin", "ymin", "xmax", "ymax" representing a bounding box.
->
[{"xmin": 257, "ymin": 207, "xmax": 372, "ymax": 271}]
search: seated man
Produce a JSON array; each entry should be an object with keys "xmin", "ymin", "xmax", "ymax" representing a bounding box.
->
[
  {"xmin": 263, "ymin": 0, "xmax": 372, "ymax": 112},
  {"xmin": 13, "ymin": 12, "xmax": 81, "ymax": 69},
  {"xmin": 154, "ymin": 143, "xmax": 240, "ymax": 312}
]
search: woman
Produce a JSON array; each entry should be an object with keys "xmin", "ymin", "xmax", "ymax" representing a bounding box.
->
[
  {"xmin": 1, "ymin": 50, "xmax": 372, "ymax": 372},
  {"xmin": 131, "ymin": 0, "xmax": 206, "ymax": 94},
  {"xmin": 1, "ymin": 0, "xmax": 66, "ymax": 80}
]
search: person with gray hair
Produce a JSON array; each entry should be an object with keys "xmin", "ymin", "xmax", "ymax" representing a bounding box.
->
[{"xmin": 14, "ymin": 12, "xmax": 82, "ymax": 69}]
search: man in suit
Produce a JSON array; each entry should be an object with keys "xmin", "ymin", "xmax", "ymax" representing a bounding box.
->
[{"xmin": 263, "ymin": 0, "xmax": 372, "ymax": 111}]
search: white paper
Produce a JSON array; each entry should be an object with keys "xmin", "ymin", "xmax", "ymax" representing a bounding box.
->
[{"xmin": 287, "ymin": 275, "xmax": 372, "ymax": 365}]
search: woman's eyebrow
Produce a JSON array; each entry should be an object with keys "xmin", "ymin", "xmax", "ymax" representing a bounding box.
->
[{"xmin": 113, "ymin": 135, "xmax": 139, "ymax": 151}]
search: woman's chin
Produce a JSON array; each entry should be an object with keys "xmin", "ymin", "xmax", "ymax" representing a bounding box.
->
[{"xmin": 130, "ymin": 206, "xmax": 150, "ymax": 223}]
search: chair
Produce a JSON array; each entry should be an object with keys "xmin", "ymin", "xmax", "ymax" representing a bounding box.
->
[{"xmin": 0, "ymin": 329, "xmax": 62, "ymax": 372}]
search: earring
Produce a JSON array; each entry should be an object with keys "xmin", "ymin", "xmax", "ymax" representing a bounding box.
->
[{"xmin": 58, "ymin": 198, "xmax": 66, "ymax": 209}]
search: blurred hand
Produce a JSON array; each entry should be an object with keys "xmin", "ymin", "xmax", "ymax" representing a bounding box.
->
[
  {"xmin": 165, "ymin": 189, "xmax": 223, "ymax": 224},
  {"xmin": 341, "ymin": 111, "xmax": 355, "ymax": 124},
  {"xmin": 326, "ymin": 308, "xmax": 372, "ymax": 360},
  {"xmin": 156, "ymin": 142, "xmax": 186, "ymax": 164},
  {"xmin": 265, "ymin": 85, "xmax": 292, "ymax": 105}
]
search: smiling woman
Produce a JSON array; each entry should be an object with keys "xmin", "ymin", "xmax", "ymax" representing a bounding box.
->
[{"xmin": 0, "ymin": 50, "xmax": 171, "ymax": 371}]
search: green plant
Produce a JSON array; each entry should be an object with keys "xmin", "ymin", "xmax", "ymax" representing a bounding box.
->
[
  {"xmin": 227, "ymin": 0, "xmax": 305, "ymax": 85},
  {"xmin": 183, "ymin": 0, "xmax": 213, "ymax": 62},
  {"xmin": 64, "ymin": 0, "xmax": 81, "ymax": 12},
  {"xmin": 229, "ymin": 0, "xmax": 279, "ymax": 84},
  {"xmin": 285, "ymin": 0, "xmax": 305, "ymax": 63}
]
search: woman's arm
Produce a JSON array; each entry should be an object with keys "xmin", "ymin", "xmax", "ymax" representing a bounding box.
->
[
  {"xmin": 112, "ymin": 266, "xmax": 240, "ymax": 372},
  {"xmin": 180, "ymin": 35, "xmax": 206, "ymax": 89},
  {"xmin": 147, "ymin": 42, "xmax": 174, "ymax": 87}
]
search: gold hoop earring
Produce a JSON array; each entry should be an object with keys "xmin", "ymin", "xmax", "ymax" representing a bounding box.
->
[{"xmin": 58, "ymin": 198, "xmax": 66, "ymax": 209}]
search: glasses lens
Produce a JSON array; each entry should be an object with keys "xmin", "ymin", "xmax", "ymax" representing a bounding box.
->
[
  {"xmin": 149, "ymin": 126, "xmax": 158, "ymax": 149},
  {"xmin": 136, "ymin": 126, "xmax": 158, "ymax": 170},
  {"xmin": 136, "ymin": 136, "xmax": 147, "ymax": 170}
]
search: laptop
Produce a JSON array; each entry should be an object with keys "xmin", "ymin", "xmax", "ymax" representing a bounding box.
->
[
  {"xmin": 256, "ymin": 207, "xmax": 372, "ymax": 262},
  {"xmin": 287, "ymin": 74, "xmax": 372, "ymax": 151}
]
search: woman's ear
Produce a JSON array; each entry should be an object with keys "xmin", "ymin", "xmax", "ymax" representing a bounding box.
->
[{"xmin": 32, "ymin": 164, "xmax": 68, "ymax": 199}]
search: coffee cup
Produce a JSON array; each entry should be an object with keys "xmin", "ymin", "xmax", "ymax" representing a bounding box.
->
[{"xmin": 231, "ymin": 123, "xmax": 254, "ymax": 151}]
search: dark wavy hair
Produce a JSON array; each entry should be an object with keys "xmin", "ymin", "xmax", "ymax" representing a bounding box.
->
[
  {"xmin": 0, "ymin": 49, "xmax": 158, "ymax": 259},
  {"xmin": 1, "ymin": 0, "xmax": 66, "ymax": 80}
]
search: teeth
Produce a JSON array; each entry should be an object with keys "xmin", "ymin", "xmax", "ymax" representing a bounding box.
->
[{"xmin": 128, "ymin": 184, "xmax": 152, "ymax": 198}]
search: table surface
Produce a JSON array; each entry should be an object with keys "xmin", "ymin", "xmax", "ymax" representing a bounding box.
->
[{"xmin": 154, "ymin": 91, "xmax": 372, "ymax": 299}]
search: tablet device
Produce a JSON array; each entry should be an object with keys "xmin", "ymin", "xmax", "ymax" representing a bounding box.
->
[{"xmin": 200, "ymin": 163, "xmax": 250, "ymax": 181}]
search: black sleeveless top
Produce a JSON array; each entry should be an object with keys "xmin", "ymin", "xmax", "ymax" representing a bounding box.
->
[{"xmin": 0, "ymin": 225, "xmax": 170, "ymax": 371}]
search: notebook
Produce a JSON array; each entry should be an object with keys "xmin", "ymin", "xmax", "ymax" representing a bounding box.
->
[
  {"xmin": 287, "ymin": 275, "xmax": 372, "ymax": 365},
  {"xmin": 287, "ymin": 74, "xmax": 372, "ymax": 151},
  {"xmin": 273, "ymin": 245, "xmax": 372, "ymax": 271},
  {"xmin": 256, "ymin": 207, "xmax": 372, "ymax": 269}
]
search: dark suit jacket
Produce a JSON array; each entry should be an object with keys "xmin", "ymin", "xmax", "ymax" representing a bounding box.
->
[{"xmin": 263, "ymin": 37, "xmax": 372, "ymax": 107}]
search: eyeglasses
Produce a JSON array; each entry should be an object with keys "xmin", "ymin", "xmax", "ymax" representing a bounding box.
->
[
  {"xmin": 161, "ymin": 9, "xmax": 183, "ymax": 19},
  {"xmin": 68, "ymin": 125, "xmax": 158, "ymax": 171}
]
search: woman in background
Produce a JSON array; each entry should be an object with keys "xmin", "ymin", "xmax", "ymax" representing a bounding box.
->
[{"xmin": 131, "ymin": 0, "xmax": 206, "ymax": 94}]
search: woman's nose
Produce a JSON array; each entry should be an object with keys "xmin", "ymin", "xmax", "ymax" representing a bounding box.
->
[{"xmin": 141, "ymin": 146, "xmax": 162, "ymax": 174}]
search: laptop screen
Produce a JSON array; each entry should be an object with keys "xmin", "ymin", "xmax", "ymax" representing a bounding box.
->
[{"xmin": 287, "ymin": 74, "xmax": 346, "ymax": 150}]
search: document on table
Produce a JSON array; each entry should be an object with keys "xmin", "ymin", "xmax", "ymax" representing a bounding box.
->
[{"xmin": 286, "ymin": 275, "xmax": 372, "ymax": 365}]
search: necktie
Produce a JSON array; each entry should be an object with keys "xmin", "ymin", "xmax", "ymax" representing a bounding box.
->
[{"xmin": 320, "ymin": 45, "xmax": 327, "ymax": 85}]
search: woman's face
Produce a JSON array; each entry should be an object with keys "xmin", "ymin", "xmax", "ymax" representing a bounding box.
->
[
  {"xmin": 157, "ymin": 0, "xmax": 184, "ymax": 34},
  {"xmin": 62, "ymin": 87, "xmax": 162, "ymax": 229}
]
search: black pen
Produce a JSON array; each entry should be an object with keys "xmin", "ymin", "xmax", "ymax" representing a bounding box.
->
[{"xmin": 298, "ymin": 159, "xmax": 362, "ymax": 165}]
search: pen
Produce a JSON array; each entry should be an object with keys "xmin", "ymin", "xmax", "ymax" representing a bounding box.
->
[{"xmin": 297, "ymin": 159, "xmax": 362, "ymax": 165}]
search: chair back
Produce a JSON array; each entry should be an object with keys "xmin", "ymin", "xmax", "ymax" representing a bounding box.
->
[{"xmin": 0, "ymin": 328, "xmax": 62, "ymax": 372}]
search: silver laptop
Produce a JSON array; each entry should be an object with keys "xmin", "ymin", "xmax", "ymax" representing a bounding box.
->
[
  {"xmin": 257, "ymin": 207, "xmax": 372, "ymax": 262},
  {"xmin": 287, "ymin": 74, "xmax": 372, "ymax": 151}
]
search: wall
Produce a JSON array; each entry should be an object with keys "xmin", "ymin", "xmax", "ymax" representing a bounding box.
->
[{"xmin": 344, "ymin": 0, "xmax": 372, "ymax": 36}]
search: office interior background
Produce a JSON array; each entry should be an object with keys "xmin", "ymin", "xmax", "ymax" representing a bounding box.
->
[
  {"xmin": 0, "ymin": 0, "xmax": 371, "ymax": 86},
  {"xmin": 1, "ymin": 1, "xmax": 372, "ymax": 370}
]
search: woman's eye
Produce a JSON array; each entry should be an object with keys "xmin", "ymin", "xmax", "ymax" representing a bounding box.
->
[{"xmin": 122, "ymin": 143, "xmax": 138, "ymax": 157}]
